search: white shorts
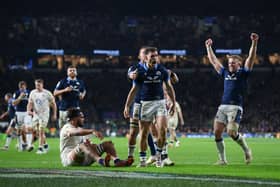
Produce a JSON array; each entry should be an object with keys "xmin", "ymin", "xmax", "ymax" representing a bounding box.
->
[
  {"xmin": 215, "ymin": 105, "xmax": 243, "ymax": 126},
  {"xmin": 59, "ymin": 111, "xmax": 68, "ymax": 128},
  {"xmin": 132, "ymin": 103, "xmax": 141, "ymax": 120},
  {"xmin": 140, "ymin": 99, "xmax": 167, "ymax": 122},
  {"xmin": 15, "ymin": 112, "xmax": 32, "ymax": 128},
  {"xmin": 32, "ymin": 113, "xmax": 49, "ymax": 129},
  {"xmin": 61, "ymin": 143, "xmax": 104, "ymax": 167},
  {"xmin": 168, "ymin": 115, "xmax": 178, "ymax": 130}
]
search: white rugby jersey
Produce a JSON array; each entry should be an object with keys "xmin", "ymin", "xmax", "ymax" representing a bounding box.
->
[
  {"xmin": 60, "ymin": 123, "xmax": 83, "ymax": 156},
  {"xmin": 29, "ymin": 89, "xmax": 53, "ymax": 116}
]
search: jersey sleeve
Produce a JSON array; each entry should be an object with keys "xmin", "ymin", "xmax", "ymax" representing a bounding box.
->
[
  {"xmin": 47, "ymin": 90, "xmax": 54, "ymax": 102},
  {"xmin": 243, "ymin": 67, "xmax": 251, "ymax": 77},
  {"xmin": 13, "ymin": 92, "xmax": 18, "ymax": 100},
  {"xmin": 79, "ymin": 80, "xmax": 86, "ymax": 93},
  {"xmin": 127, "ymin": 65, "xmax": 137, "ymax": 81},
  {"xmin": 218, "ymin": 67, "xmax": 225, "ymax": 77},
  {"xmin": 28, "ymin": 91, "xmax": 34, "ymax": 102},
  {"xmin": 162, "ymin": 68, "xmax": 170, "ymax": 82},
  {"xmin": 55, "ymin": 80, "xmax": 64, "ymax": 90}
]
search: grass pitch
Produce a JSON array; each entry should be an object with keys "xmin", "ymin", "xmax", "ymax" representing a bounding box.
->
[{"xmin": 0, "ymin": 135, "xmax": 279, "ymax": 186}]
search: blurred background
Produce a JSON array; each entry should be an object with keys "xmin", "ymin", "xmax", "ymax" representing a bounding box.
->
[{"xmin": 0, "ymin": 15, "xmax": 279, "ymax": 138}]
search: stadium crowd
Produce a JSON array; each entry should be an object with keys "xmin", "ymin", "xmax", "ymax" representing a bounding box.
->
[{"xmin": 1, "ymin": 15, "xmax": 280, "ymax": 53}]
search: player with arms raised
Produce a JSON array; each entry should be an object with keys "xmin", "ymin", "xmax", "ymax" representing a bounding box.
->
[{"xmin": 205, "ymin": 33, "xmax": 259, "ymax": 165}]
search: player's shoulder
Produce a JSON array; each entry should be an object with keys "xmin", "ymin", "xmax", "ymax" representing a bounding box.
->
[
  {"xmin": 157, "ymin": 64, "xmax": 169, "ymax": 74},
  {"xmin": 43, "ymin": 89, "xmax": 53, "ymax": 94},
  {"xmin": 76, "ymin": 78, "xmax": 85, "ymax": 84},
  {"xmin": 30, "ymin": 89, "xmax": 37, "ymax": 94}
]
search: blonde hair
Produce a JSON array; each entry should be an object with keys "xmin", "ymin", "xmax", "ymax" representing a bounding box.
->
[{"xmin": 226, "ymin": 54, "xmax": 243, "ymax": 65}]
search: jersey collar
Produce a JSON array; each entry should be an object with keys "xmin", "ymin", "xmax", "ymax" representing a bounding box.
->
[
  {"xmin": 67, "ymin": 77, "xmax": 77, "ymax": 81},
  {"xmin": 143, "ymin": 63, "xmax": 158, "ymax": 71}
]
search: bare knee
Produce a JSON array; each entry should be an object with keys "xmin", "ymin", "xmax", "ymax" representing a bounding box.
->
[{"xmin": 227, "ymin": 129, "xmax": 237, "ymax": 139}]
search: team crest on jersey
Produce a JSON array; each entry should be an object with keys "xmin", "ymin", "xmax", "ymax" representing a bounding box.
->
[
  {"xmin": 225, "ymin": 74, "xmax": 237, "ymax": 80},
  {"xmin": 147, "ymin": 76, "xmax": 159, "ymax": 80}
]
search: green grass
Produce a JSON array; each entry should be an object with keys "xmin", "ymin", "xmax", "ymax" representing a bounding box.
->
[{"xmin": 0, "ymin": 135, "xmax": 280, "ymax": 185}]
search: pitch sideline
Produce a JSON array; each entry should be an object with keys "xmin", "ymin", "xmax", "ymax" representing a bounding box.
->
[{"xmin": 0, "ymin": 168, "xmax": 280, "ymax": 186}]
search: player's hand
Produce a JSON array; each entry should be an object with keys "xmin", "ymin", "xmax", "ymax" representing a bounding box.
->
[
  {"xmin": 0, "ymin": 114, "xmax": 4, "ymax": 120},
  {"xmin": 250, "ymin": 33, "xmax": 259, "ymax": 41},
  {"xmin": 128, "ymin": 69, "xmax": 138, "ymax": 80},
  {"xmin": 79, "ymin": 93, "xmax": 85, "ymax": 100},
  {"xmin": 205, "ymin": 38, "xmax": 213, "ymax": 47},
  {"xmin": 84, "ymin": 138, "xmax": 92, "ymax": 146},
  {"xmin": 64, "ymin": 86, "xmax": 73, "ymax": 92},
  {"xmin": 19, "ymin": 92, "xmax": 26, "ymax": 99},
  {"xmin": 123, "ymin": 106, "xmax": 130, "ymax": 119},
  {"xmin": 65, "ymin": 130, "xmax": 71, "ymax": 137},
  {"xmin": 93, "ymin": 131, "xmax": 104, "ymax": 140}
]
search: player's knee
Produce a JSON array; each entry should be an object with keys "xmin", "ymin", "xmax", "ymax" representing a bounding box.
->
[
  {"xmin": 227, "ymin": 129, "xmax": 237, "ymax": 138},
  {"xmin": 102, "ymin": 141, "xmax": 113, "ymax": 148}
]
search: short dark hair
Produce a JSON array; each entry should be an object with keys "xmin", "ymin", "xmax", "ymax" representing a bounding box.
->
[
  {"xmin": 35, "ymin": 78, "xmax": 44, "ymax": 84},
  {"xmin": 5, "ymin": 93, "xmax": 12, "ymax": 98},
  {"xmin": 18, "ymin": 81, "xmax": 27, "ymax": 87},
  {"xmin": 144, "ymin": 47, "xmax": 158, "ymax": 55},
  {"xmin": 67, "ymin": 65, "xmax": 76, "ymax": 69},
  {"xmin": 67, "ymin": 108, "xmax": 82, "ymax": 120}
]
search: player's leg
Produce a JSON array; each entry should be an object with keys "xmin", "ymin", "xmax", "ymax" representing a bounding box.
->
[
  {"xmin": 214, "ymin": 106, "xmax": 228, "ymax": 165},
  {"xmin": 146, "ymin": 122, "xmax": 157, "ymax": 165},
  {"xmin": 138, "ymin": 121, "xmax": 151, "ymax": 167},
  {"xmin": 36, "ymin": 117, "xmax": 49, "ymax": 154},
  {"xmin": 226, "ymin": 108, "xmax": 252, "ymax": 164},
  {"xmin": 155, "ymin": 115, "xmax": 168, "ymax": 167},
  {"xmin": 137, "ymin": 101, "xmax": 156, "ymax": 167},
  {"xmin": 153, "ymin": 100, "xmax": 169, "ymax": 167},
  {"xmin": 24, "ymin": 115, "xmax": 33, "ymax": 151},
  {"xmin": 99, "ymin": 141, "xmax": 130, "ymax": 167},
  {"xmin": 127, "ymin": 102, "xmax": 141, "ymax": 164},
  {"xmin": 127, "ymin": 120, "xmax": 138, "ymax": 164},
  {"xmin": 58, "ymin": 110, "xmax": 67, "ymax": 129},
  {"xmin": 1, "ymin": 119, "xmax": 16, "ymax": 150},
  {"xmin": 146, "ymin": 133, "xmax": 157, "ymax": 165},
  {"xmin": 15, "ymin": 112, "xmax": 25, "ymax": 151},
  {"xmin": 214, "ymin": 120, "xmax": 227, "ymax": 165}
]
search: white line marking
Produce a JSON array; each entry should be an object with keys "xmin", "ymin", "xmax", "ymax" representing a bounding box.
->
[{"xmin": 1, "ymin": 168, "xmax": 280, "ymax": 186}]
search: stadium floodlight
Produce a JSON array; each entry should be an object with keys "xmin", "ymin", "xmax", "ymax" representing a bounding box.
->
[
  {"xmin": 37, "ymin": 49, "xmax": 64, "ymax": 55},
  {"xmin": 215, "ymin": 49, "xmax": 242, "ymax": 55},
  {"xmin": 93, "ymin": 50, "xmax": 120, "ymax": 56},
  {"xmin": 160, "ymin": 50, "xmax": 187, "ymax": 56}
]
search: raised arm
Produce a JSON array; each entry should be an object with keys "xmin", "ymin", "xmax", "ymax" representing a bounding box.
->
[
  {"xmin": 244, "ymin": 33, "xmax": 259, "ymax": 70},
  {"xmin": 123, "ymin": 84, "xmax": 139, "ymax": 119},
  {"xmin": 205, "ymin": 38, "xmax": 223, "ymax": 73}
]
